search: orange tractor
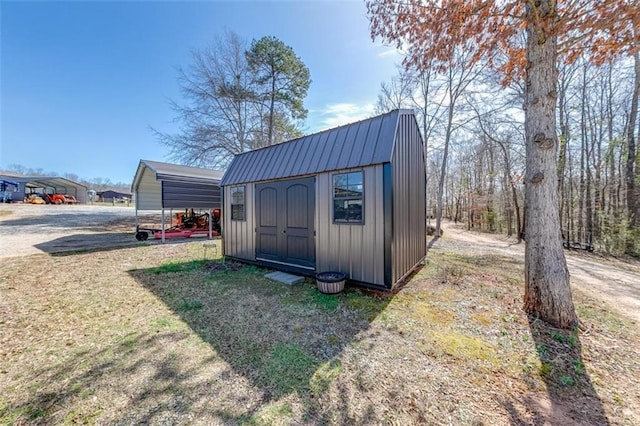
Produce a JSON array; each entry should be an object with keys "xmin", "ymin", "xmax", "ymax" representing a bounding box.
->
[
  {"xmin": 135, "ymin": 208, "xmax": 221, "ymax": 241},
  {"xmin": 41, "ymin": 193, "xmax": 67, "ymax": 204}
]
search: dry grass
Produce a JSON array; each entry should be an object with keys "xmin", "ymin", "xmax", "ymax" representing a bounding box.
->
[{"xmin": 0, "ymin": 239, "xmax": 638, "ymax": 425}]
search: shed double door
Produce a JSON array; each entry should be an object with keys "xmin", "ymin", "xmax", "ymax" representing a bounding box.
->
[{"xmin": 255, "ymin": 177, "xmax": 315, "ymax": 269}]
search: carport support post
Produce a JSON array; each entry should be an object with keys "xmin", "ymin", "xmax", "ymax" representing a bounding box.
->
[
  {"xmin": 161, "ymin": 208, "xmax": 165, "ymax": 243},
  {"xmin": 208, "ymin": 211, "xmax": 212, "ymax": 239}
]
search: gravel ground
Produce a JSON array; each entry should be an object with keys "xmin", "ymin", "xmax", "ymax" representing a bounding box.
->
[{"xmin": 0, "ymin": 204, "xmax": 148, "ymax": 258}]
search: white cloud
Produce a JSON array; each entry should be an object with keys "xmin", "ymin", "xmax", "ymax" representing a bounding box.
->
[
  {"xmin": 377, "ymin": 48, "xmax": 402, "ymax": 58},
  {"xmin": 311, "ymin": 103, "xmax": 376, "ymax": 131}
]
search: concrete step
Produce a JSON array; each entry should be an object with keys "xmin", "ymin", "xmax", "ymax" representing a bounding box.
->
[{"xmin": 264, "ymin": 270, "xmax": 304, "ymax": 285}]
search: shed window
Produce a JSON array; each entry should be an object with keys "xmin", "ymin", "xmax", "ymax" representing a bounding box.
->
[
  {"xmin": 230, "ymin": 186, "xmax": 245, "ymax": 221},
  {"xmin": 333, "ymin": 171, "xmax": 363, "ymax": 224}
]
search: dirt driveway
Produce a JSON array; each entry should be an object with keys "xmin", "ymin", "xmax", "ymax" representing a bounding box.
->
[
  {"xmin": 0, "ymin": 204, "xmax": 146, "ymax": 258},
  {"xmin": 438, "ymin": 222, "xmax": 640, "ymax": 323}
]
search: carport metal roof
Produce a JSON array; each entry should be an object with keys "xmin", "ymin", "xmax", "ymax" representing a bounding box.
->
[
  {"xmin": 132, "ymin": 160, "xmax": 224, "ymax": 190},
  {"xmin": 131, "ymin": 160, "xmax": 224, "ymax": 210},
  {"xmin": 19, "ymin": 176, "xmax": 88, "ymax": 191},
  {"xmin": 0, "ymin": 175, "xmax": 88, "ymax": 191}
]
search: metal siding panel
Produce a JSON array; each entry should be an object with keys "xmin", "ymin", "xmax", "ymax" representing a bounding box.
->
[
  {"xmin": 362, "ymin": 165, "xmax": 378, "ymax": 284},
  {"xmin": 313, "ymin": 167, "xmax": 385, "ymax": 287},
  {"xmin": 223, "ymin": 186, "xmax": 233, "ymax": 256},
  {"xmin": 315, "ymin": 173, "xmax": 329, "ymax": 273},
  {"xmin": 246, "ymin": 184, "xmax": 255, "ymax": 259},
  {"xmin": 223, "ymin": 184, "xmax": 255, "ymax": 260},
  {"xmin": 390, "ymin": 113, "xmax": 426, "ymax": 286},
  {"xmin": 136, "ymin": 167, "xmax": 162, "ymax": 211},
  {"xmin": 161, "ymin": 181, "xmax": 222, "ymax": 209}
]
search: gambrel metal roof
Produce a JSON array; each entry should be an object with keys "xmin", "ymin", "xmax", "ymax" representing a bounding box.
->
[{"xmin": 220, "ymin": 109, "xmax": 404, "ymax": 186}]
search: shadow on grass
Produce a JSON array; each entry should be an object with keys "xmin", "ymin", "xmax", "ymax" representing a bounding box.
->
[
  {"xmin": 501, "ymin": 317, "xmax": 609, "ymax": 425},
  {"xmin": 33, "ymin": 232, "xmax": 148, "ymax": 256},
  {"xmin": 127, "ymin": 259, "xmax": 391, "ymax": 422},
  {"xmin": 1, "ymin": 332, "xmax": 194, "ymax": 424},
  {"xmin": 1, "ymin": 258, "xmax": 391, "ymax": 424}
]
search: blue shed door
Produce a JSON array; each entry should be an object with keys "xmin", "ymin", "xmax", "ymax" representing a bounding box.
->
[{"xmin": 255, "ymin": 177, "xmax": 315, "ymax": 270}]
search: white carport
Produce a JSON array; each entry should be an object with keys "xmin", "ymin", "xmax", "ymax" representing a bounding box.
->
[
  {"xmin": 0, "ymin": 175, "xmax": 88, "ymax": 203},
  {"xmin": 131, "ymin": 160, "xmax": 224, "ymax": 242}
]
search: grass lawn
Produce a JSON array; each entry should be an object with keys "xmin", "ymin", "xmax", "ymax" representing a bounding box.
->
[{"xmin": 0, "ymin": 239, "xmax": 638, "ymax": 424}]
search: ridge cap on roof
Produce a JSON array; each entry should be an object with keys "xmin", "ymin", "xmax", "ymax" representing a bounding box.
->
[{"xmin": 140, "ymin": 159, "xmax": 224, "ymax": 175}]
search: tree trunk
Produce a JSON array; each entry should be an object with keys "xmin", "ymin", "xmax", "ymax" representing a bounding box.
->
[
  {"xmin": 557, "ymin": 65, "xmax": 570, "ymax": 237},
  {"xmin": 627, "ymin": 53, "xmax": 639, "ymax": 247},
  {"xmin": 268, "ymin": 74, "xmax": 276, "ymax": 146},
  {"xmin": 578, "ymin": 65, "xmax": 587, "ymax": 244},
  {"xmin": 522, "ymin": 0, "xmax": 577, "ymax": 328},
  {"xmin": 513, "ymin": 183, "xmax": 522, "ymax": 243}
]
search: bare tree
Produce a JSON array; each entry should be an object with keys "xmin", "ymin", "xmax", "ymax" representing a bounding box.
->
[
  {"xmin": 374, "ymin": 65, "xmax": 414, "ymax": 114},
  {"xmin": 153, "ymin": 32, "xmax": 309, "ymax": 168}
]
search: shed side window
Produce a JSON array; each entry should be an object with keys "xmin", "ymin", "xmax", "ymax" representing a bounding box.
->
[
  {"xmin": 333, "ymin": 171, "xmax": 363, "ymax": 224},
  {"xmin": 230, "ymin": 186, "xmax": 245, "ymax": 221}
]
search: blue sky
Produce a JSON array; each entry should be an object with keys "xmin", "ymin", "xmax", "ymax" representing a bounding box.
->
[{"xmin": 1, "ymin": 1, "xmax": 401, "ymax": 184}]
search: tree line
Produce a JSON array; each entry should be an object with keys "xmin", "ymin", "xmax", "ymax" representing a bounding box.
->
[
  {"xmin": 374, "ymin": 46, "xmax": 639, "ymax": 259},
  {"xmin": 367, "ymin": 0, "xmax": 638, "ymax": 328}
]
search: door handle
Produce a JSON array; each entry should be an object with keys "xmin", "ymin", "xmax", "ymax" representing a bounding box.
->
[{"xmin": 282, "ymin": 229, "xmax": 286, "ymax": 234}]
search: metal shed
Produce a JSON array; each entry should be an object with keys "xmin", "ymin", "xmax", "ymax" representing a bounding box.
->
[
  {"xmin": 131, "ymin": 160, "xmax": 224, "ymax": 241},
  {"xmin": 0, "ymin": 175, "xmax": 88, "ymax": 203},
  {"xmin": 220, "ymin": 109, "xmax": 426, "ymax": 290}
]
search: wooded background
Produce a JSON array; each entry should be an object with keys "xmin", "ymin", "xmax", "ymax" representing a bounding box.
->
[{"xmin": 375, "ymin": 55, "xmax": 639, "ymax": 257}]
